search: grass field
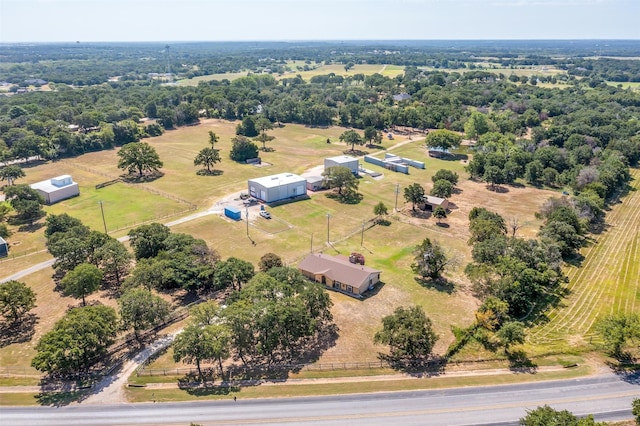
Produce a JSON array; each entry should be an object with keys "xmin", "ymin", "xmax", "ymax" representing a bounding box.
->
[
  {"xmin": 528, "ymin": 168, "xmax": 640, "ymax": 353},
  {"xmin": 606, "ymin": 81, "xmax": 640, "ymax": 91},
  {"xmin": 1, "ymin": 120, "xmax": 632, "ymax": 385},
  {"xmin": 176, "ymin": 63, "xmax": 406, "ymax": 86},
  {"xmin": 123, "ymin": 365, "xmax": 591, "ymax": 403},
  {"xmin": 175, "ymin": 60, "xmax": 566, "ymax": 87}
]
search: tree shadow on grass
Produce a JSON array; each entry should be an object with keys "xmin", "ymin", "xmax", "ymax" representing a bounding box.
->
[
  {"xmin": 415, "ymin": 277, "xmax": 455, "ymax": 294},
  {"xmin": 563, "ymin": 252, "xmax": 585, "ymax": 268},
  {"xmin": 0, "ymin": 313, "xmax": 38, "ymax": 347},
  {"xmin": 324, "ymin": 192, "xmax": 363, "ymax": 205},
  {"xmin": 378, "ymin": 354, "xmax": 447, "ymax": 377},
  {"xmin": 343, "ymin": 149, "xmax": 369, "ymax": 156},
  {"xmin": 121, "ymin": 171, "xmax": 164, "ymax": 183},
  {"xmin": 196, "ymin": 169, "xmax": 224, "ymax": 176},
  {"xmin": 184, "ymin": 385, "xmax": 240, "ymax": 397},
  {"xmin": 35, "ymin": 389, "xmax": 91, "ymax": 407},
  {"xmin": 507, "ymin": 350, "xmax": 538, "ymax": 374},
  {"xmin": 485, "ymin": 185, "xmax": 509, "ymax": 193}
]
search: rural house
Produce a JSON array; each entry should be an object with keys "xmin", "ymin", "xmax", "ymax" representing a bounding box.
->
[
  {"xmin": 298, "ymin": 253, "xmax": 381, "ymax": 298},
  {"xmin": 248, "ymin": 172, "xmax": 307, "ymax": 203},
  {"xmin": 30, "ymin": 175, "xmax": 79, "ymax": 205}
]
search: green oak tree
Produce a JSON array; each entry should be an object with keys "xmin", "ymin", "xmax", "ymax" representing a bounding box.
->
[
  {"xmin": 194, "ymin": 147, "xmax": 222, "ymax": 173},
  {"xmin": 61, "ymin": 263, "xmax": 103, "ymax": 306},
  {"xmin": 431, "ymin": 169, "xmax": 459, "ymax": 185},
  {"xmin": 403, "ymin": 183, "xmax": 425, "ymax": 211},
  {"xmin": 128, "ymin": 222, "xmax": 170, "ymax": 260},
  {"xmin": 0, "ymin": 280, "xmax": 36, "ymax": 324},
  {"xmin": 433, "ymin": 206, "xmax": 447, "ymax": 224},
  {"xmin": 173, "ymin": 323, "xmax": 231, "ymax": 382},
  {"xmin": 229, "ymin": 136, "xmax": 259, "ymax": 162},
  {"xmin": 339, "ymin": 129, "xmax": 364, "ymax": 152},
  {"xmin": 322, "ymin": 165, "xmax": 359, "ymax": 198},
  {"xmin": 411, "ymin": 237, "xmax": 450, "ymax": 280},
  {"xmin": 431, "ymin": 179, "xmax": 454, "ymax": 199},
  {"xmin": 119, "ymin": 288, "xmax": 170, "ymax": 341},
  {"xmin": 117, "ymin": 142, "xmax": 163, "ymax": 177},
  {"xmin": 374, "ymin": 305, "xmax": 438, "ymax": 363},
  {"xmin": 31, "ymin": 305, "xmax": 117, "ymax": 375},
  {"xmin": 258, "ymin": 252, "xmax": 283, "ymax": 272},
  {"xmin": 425, "ymin": 129, "xmax": 462, "ymax": 151},
  {"xmin": 0, "ymin": 165, "xmax": 25, "ymax": 186},
  {"xmin": 213, "ymin": 257, "xmax": 255, "ymax": 291}
]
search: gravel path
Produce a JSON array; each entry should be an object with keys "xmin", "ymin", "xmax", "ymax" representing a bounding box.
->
[{"xmin": 81, "ymin": 332, "xmax": 181, "ymax": 405}]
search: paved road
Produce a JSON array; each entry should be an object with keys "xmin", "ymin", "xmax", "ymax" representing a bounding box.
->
[{"xmin": 3, "ymin": 373, "xmax": 638, "ymax": 425}]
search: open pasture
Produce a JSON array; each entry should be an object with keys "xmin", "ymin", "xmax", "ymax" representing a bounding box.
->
[
  {"xmin": 176, "ymin": 62, "xmax": 405, "ymax": 86},
  {"xmin": 1, "ymin": 120, "xmax": 602, "ymax": 378},
  {"xmin": 528, "ymin": 168, "xmax": 640, "ymax": 353}
]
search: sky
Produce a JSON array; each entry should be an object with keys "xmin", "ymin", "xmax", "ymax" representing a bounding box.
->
[{"xmin": 1, "ymin": 0, "xmax": 639, "ymax": 43}]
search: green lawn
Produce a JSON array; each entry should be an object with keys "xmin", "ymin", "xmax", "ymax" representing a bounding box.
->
[{"xmin": 124, "ymin": 365, "xmax": 591, "ymax": 404}]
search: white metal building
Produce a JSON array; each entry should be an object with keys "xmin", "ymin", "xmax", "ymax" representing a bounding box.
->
[
  {"xmin": 30, "ymin": 175, "xmax": 79, "ymax": 204},
  {"xmin": 248, "ymin": 172, "xmax": 307, "ymax": 203},
  {"xmin": 324, "ymin": 155, "xmax": 359, "ymax": 175}
]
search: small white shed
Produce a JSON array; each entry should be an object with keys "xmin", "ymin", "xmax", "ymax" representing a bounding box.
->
[
  {"xmin": 324, "ymin": 155, "xmax": 359, "ymax": 175},
  {"xmin": 30, "ymin": 175, "xmax": 80, "ymax": 204}
]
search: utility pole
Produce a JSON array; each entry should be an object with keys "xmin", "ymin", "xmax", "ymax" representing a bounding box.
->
[
  {"xmin": 394, "ymin": 183, "xmax": 400, "ymax": 212},
  {"xmin": 99, "ymin": 200, "xmax": 107, "ymax": 234},
  {"xmin": 310, "ymin": 233, "xmax": 313, "ymax": 253},
  {"xmin": 326, "ymin": 213, "xmax": 331, "ymax": 244},
  {"xmin": 245, "ymin": 205, "xmax": 249, "ymax": 237},
  {"xmin": 360, "ymin": 220, "xmax": 364, "ymax": 246}
]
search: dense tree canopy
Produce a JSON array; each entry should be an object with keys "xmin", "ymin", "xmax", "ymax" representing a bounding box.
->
[
  {"xmin": 223, "ymin": 267, "xmax": 333, "ymax": 366},
  {"xmin": 119, "ymin": 288, "xmax": 171, "ymax": 341},
  {"xmin": 31, "ymin": 305, "xmax": 118, "ymax": 376},
  {"xmin": 424, "ymin": 129, "xmax": 462, "ymax": 151},
  {"xmin": 61, "ymin": 263, "xmax": 103, "ymax": 306},
  {"xmin": 229, "ymin": 136, "xmax": 259, "ymax": 162}
]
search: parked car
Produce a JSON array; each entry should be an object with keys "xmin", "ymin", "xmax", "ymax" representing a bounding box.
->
[
  {"xmin": 259, "ymin": 210, "xmax": 271, "ymax": 219},
  {"xmin": 243, "ymin": 197, "xmax": 259, "ymax": 206}
]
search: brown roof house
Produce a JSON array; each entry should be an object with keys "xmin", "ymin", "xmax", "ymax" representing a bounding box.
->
[{"xmin": 298, "ymin": 253, "xmax": 381, "ymax": 298}]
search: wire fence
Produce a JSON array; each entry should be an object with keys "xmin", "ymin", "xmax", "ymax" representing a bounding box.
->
[
  {"xmin": 0, "ymin": 366, "xmax": 41, "ymax": 378},
  {"xmin": 0, "ymin": 248, "xmax": 48, "ymax": 263},
  {"xmin": 105, "ymin": 206, "xmax": 197, "ymax": 235},
  {"xmin": 70, "ymin": 163, "xmax": 198, "ymax": 209}
]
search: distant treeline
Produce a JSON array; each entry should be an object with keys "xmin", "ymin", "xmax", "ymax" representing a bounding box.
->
[{"xmin": 1, "ymin": 40, "xmax": 639, "ymax": 86}]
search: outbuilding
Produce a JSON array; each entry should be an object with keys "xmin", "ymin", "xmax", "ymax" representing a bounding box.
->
[
  {"xmin": 306, "ymin": 176, "xmax": 325, "ymax": 191},
  {"xmin": 0, "ymin": 236, "xmax": 8, "ymax": 258},
  {"xmin": 30, "ymin": 175, "xmax": 79, "ymax": 205},
  {"xmin": 324, "ymin": 155, "xmax": 359, "ymax": 175},
  {"xmin": 421, "ymin": 195, "xmax": 449, "ymax": 211},
  {"xmin": 248, "ymin": 172, "xmax": 307, "ymax": 203},
  {"xmin": 224, "ymin": 206, "xmax": 242, "ymax": 221}
]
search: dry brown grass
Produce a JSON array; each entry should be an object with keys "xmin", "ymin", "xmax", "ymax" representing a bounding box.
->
[{"xmin": 1, "ymin": 121, "xmax": 577, "ymax": 375}]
